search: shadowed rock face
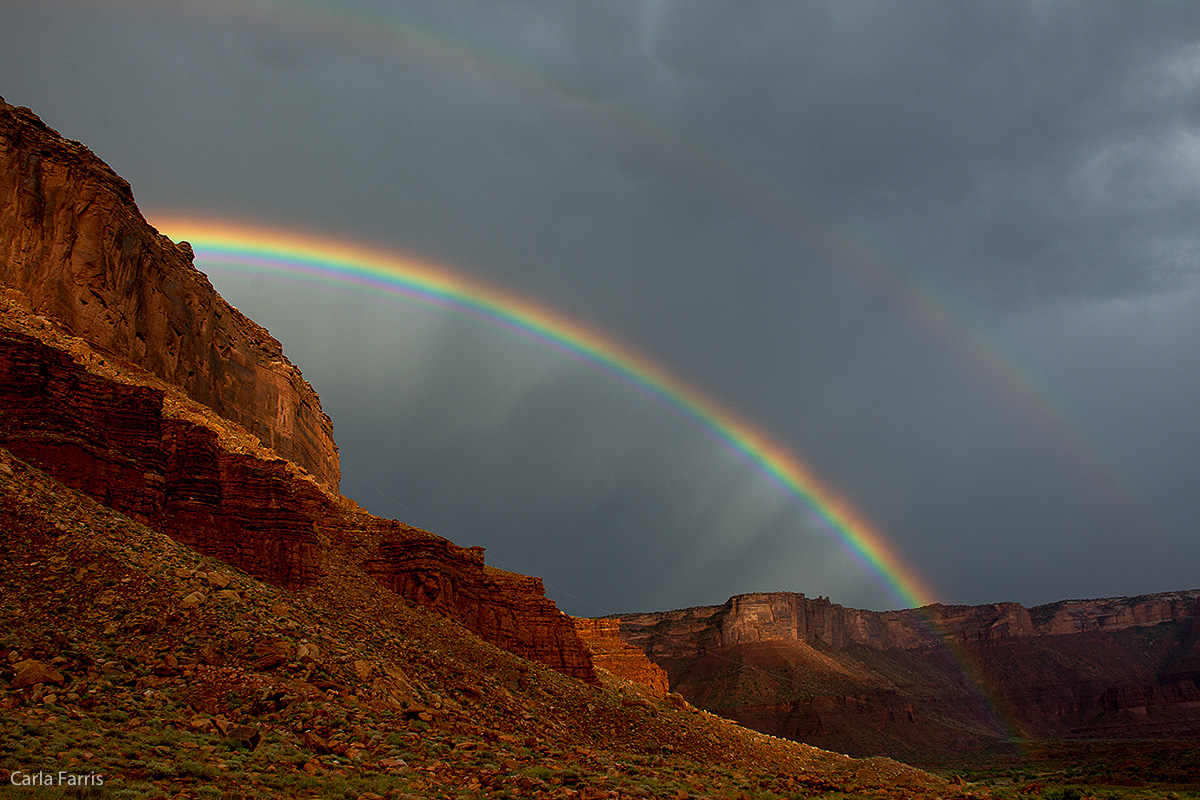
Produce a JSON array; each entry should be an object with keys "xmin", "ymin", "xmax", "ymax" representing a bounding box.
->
[
  {"xmin": 0, "ymin": 326, "xmax": 328, "ymax": 588},
  {"xmin": 0, "ymin": 98, "xmax": 340, "ymax": 493},
  {"xmin": 615, "ymin": 590, "xmax": 1200, "ymax": 761}
]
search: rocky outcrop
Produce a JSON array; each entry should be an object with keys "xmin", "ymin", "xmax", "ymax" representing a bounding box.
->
[
  {"xmin": 0, "ymin": 98, "xmax": 339, "ymax": 492},
  {"xmin": 615, "ymin": 590, "xmax": 1200, "ymax": 760},
  {"xmin": 0, "ymin": 325, "xmax": 326, "ymax": 588},
  {"xmin": 571, "ymin": 617, "xmax": 669, "ymax": 695},
  {"xmin": 364, "ymin": 534, "xmax": 598, "ymax": 685},
  {"xmin": 0, "ymin": 320, "xmax": 597, "ymax": 682}
]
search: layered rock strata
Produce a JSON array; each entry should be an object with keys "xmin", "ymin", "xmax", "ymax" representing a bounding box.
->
[
  {"xmin": 616, "ymin": 590, "xmax": 1200, "ymax": 757},
  {"xmin": 571, "ymin": 617, "xmax": 669, "ymax": 695},
  {"xmin": 0, "ymin": 310, "xmax": 597, "ymax": 682},
  {"xmin": 0, "ymin": 324, "xmax": 326, "ymax": 587},
  {"xmin": 0, "ymin": 98, "xmax": 339, "ymax": 492},
  {"xmin": 365, "ymin": 537, "xmax": 597, "ymax": 684},
  {"xmin": 0, "ymin": 99, "xmax": 596, "ymax": 683},
  {"xmin": 619, "ymin": 590, "xmax": 1200, "ymax": 658}
]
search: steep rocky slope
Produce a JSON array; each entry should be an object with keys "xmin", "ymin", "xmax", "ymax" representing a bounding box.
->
[
  {"xmin": 0, "ymin": 292, "xmax": 596, "ymax": 684},
  {"xmin": 0, "ymin": 97, "xmax": 339, "ymax": 492},
  {"xmin": 0, "ymin": 449, "xmax": 951, "ymax": 799},
  {"xmin": 614, "ymin": 591, "xmax": 1200, "ymax": 762}
]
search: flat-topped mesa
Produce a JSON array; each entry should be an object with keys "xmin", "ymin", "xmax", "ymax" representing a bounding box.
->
[
  {"xmin": 619, "ymin": 590, "xmax": 1200, "ymax": 661},
  {"xmin": 615, "ymin": 589, "xmax": 1200, "ymax": 755},
  {"xmin": 0, "ymin": 98, "xmax": 339, "ymax": 492}
]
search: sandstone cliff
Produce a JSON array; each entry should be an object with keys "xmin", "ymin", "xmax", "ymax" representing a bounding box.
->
[
  {"xmin": 0, "ymin": 99, "xmax": 597, "ymax": 684},
  {"xmin": 0, "ymin": 308, "xmax": 597, "ymax": 683},
  {"xmin": 615, "ymin": 590, "xmax": 1200, "ymax": 760},
  {"xmin": 619, "ymin": 590, "xmax": 1200, "ymax": 655},
  {"xmin": 0, "ymin": 98, "xmax": 339, "ymax": 492}
]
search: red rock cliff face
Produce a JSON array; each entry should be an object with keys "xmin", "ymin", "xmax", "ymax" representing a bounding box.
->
[
  {"xmin": 616, "ymin": 590, "xmax": 1200, "ymax": 759},
  {"xmin": 0, "ymin": 99, "xmax": 596, "ymax": 684},
  {"xmin": 0, "ymin": 98, "xmax": 340, "ymax": 492},
  {"xmin": 0, "ymin": 325, "xmax": 328, "ymax": 588},
  {"xmin": 364, "ymin": 533, "xmax": 598, "ymax": 685}
]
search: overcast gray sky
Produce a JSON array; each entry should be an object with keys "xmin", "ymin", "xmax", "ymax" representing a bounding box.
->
[{"xmin": 5, "ymin": 1, "xmax": 1200, "ymax": 615}]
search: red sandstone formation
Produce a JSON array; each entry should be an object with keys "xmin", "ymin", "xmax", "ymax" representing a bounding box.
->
[
  {"xmin": 571, "ymin": 617, "xmax": 669, "ymax": 695},
  {"xmin": 616, "ymin": 590, "xmax": 1200, "ymax": 759},
  {"xmin": 0, "ymin": 324, "xmax": 327, "ymax": 588},
  {"xmin": 365, "ymin": 535, "xmax": 597, "ymax": 684},
  {"xmin": 0, "ymin": 306, "xmax": 596, "ymax": 683},
  {"xmin": 0, "ymin": 98, "xmax": 339, "ymax": 492},
  {"xmin": 0, "ymin": 100, "xmax": 596, "ymax": 684},
  {"xmin": 620, "ymin": 590, "xmax": 1200, "ymax": 654}
]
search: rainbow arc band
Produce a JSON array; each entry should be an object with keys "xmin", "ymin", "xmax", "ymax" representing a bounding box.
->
[{"xmin": 154, "ymin": 217, "xmax": 939, "ymax": 611}]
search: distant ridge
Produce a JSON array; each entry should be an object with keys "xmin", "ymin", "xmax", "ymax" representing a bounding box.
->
[{"xmin": 611, "ymin": 589, "xmax": 1200, "ymax": 761}]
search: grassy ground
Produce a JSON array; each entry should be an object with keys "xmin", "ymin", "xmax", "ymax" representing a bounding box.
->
[{"xmin": 932, "ymin": 739, "xmax": 1200, "ymax": 800}]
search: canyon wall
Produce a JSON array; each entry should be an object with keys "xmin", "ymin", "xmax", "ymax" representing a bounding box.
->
[
  {"xmin": 0, "ymin": 99, "xmax": 596, "ymax": 684},
  {"xmin": 612, "ymin": 590, "xmax": 1200, "ymax": 759},
  {"xmin": 618, "ymin": 590, "xmax": 1200, "ymax": 658},
  {"xmin": 0, "ymin": 98, "xmax": 340, "ymax": 492}
]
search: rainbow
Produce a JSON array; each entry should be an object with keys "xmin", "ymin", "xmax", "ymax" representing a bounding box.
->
[{"xmin": 153, "ymin": 216, "xmax": 941, "ymax": 610}]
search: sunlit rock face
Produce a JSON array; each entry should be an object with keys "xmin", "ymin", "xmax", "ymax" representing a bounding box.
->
[
  {"xmin": 363, "ymin": 536, "xmax": 599, "ymax": 685},
  {"xmin": 0, "ymin": 97, "xmax": 598, "ymax": 685},
  {"xmin": 615, "ymin": 590, "xmax": 1200, "ymax": 760},
  {"xmin": 0, "ymin": 97, "xmax": 340, "ymax": 493}
]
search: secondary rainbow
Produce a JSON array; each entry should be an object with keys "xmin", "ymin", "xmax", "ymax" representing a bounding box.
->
[{"xmin": 155, "ymin": 216, "xmax": 940, "ymax": 610}]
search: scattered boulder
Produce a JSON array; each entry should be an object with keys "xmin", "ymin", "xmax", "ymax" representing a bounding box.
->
[
  {"xmin": 226, "ymin": 725, "xmax": 262, "ymax": 751},
  {"xmin": 206, "ymin": 571, "xmax": 232, "ymax": 589},
  {"xmin": 667, "ymin": 692, "xmax": 693, "ymax": 712},
  {"xmin": 13, "ymin": 660, "xmax": 66, "ymax": 689}
]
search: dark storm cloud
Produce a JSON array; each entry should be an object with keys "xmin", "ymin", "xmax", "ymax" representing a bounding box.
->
[
  {"xmin": 633, "ymin": 1, "xmax": 1200, "ymax": 304},
  {"xmin": 4, "ymin": 0, "xmax": 1200, "ymax": 614}
]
